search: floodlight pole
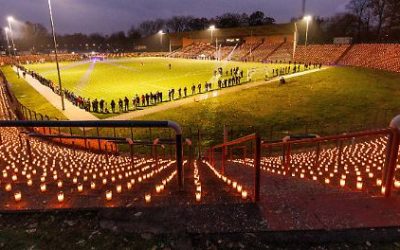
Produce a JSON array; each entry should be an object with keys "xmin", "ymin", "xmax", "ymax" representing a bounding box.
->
[
  {"xmin": 48, "ymin": 0, "xmax": 65, "ymax": 111},
  {"xmin": 7, "ymin": 20, "xmax": 16, "ymax": 57},
  {"xmin": 305, "ymin": 18, "xmax": 310, "ymax": 46},
  {"xmin": 4, "ymin": 28, "xmax": 11, "ymax": 56}
]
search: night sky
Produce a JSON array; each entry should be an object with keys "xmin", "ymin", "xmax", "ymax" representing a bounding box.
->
[{"xmin": 1, "ymin": 0, "xmax": 350, "ymax": 34}]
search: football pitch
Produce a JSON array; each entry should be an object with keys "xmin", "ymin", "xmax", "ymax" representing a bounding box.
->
[{"xmin": 22, "ymin": 57, "xmax": 295, "ymax": 102}]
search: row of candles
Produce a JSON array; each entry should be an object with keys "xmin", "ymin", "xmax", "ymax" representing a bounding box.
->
[{"xmin": 204, "ymin": 161, "xmax": 248, "ymax": 200}]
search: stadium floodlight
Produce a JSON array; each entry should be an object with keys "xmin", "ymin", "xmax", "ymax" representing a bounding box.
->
[
  {"xmin": 158, "ymin": 30, "xmax": 165, "ymax": 50},
  {"xmin": 3, "ymin": 27, "xmax": 11, "ymax": 55},
  {"xmin": 6, "ymin": 16, "xmax": 16, "ymax": 54},
  {"xmin": 303, "ymin": 15, "xmax": 312, "ymax": 46},
  {"xmin": 47, "ymin": 0, "xmax": 65, "ymax": 111},
  {"xmin": 209, "ymin": 25, "xmax": 216, "ymax": 44}
]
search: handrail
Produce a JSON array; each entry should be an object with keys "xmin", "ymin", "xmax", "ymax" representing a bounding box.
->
[{"xmin": 262, "ymin": 128, "xmax": 392, "ymax": 148}]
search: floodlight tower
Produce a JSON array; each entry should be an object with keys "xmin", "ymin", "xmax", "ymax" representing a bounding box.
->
[
  {"xmin": 7, "ymin": 17, "xmax": 17, "ymax": 56},
  {"xmin": 47, "ymin": 0, "xmax": 65, "ymax": 110},
  {"xmin": 303, "ymin": 15, "xmax": 312, "ymax": 46},
  {"xmin": 209, "ymin": 25, "xmax": 218, "ymax": 60},
  {"xmin": 209, "ymin": 25, "xmax": 215, "ymax": 43},
  {"xmin": 3, "ymin": 27, "xmax": 11, "ymax": 56},
  {"xmin": 158, "ymin": 30, "xmax": 165, "ymax": 51}
]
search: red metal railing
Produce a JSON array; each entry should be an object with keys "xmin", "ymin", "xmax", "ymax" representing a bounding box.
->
[{"xmin": 207, "ymin": 120, "xmax": 400, "ymax": 202}]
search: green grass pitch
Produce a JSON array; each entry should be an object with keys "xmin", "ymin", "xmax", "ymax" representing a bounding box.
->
[{"xmin": 22, "ymin": 57, "xmax": 292, "ymax": 103}]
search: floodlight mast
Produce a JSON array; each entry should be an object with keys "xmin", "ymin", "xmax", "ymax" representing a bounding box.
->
[
  {"xmin": 303, "ymin": 15, "xmax": 312, "ymax": 46},
  {"xmin": 159, "ymin": 30, "xmax": 165, "ymax": 51},
  {"xmin": 47, "ymin": 0, "xmax": 65, "ymax": 111},
  {"xmin": 3, "ymin": 27, "xmax": 11, "ymax": 56}
]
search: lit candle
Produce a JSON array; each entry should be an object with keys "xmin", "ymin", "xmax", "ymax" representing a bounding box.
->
[
  {"xmin": 116, "ymin": 185, "xmax": 122, "ymax": 193},
  {"xmin": 145, "ymin": 193, "xmax": 151, "ymax": 203},
  {"xmin": 356, "ymin": 181, "xmax": 363, "ymax": 190},
  {"xmin": 57, "ymin": 180, "xmax": 63, "ymax": 188},
  {"xmin": 106, "ymin": 190, "xmax": 112, "ymax": 201},
  {"xmin": 324, "ymin": 178, "xmax": 330, "ymax": 184},
  {"xmin": 237, "ymin": 185, "xmax": 242, "ymax": 192},
  {"xmin": 5, "ymin": 183, "xmax": 12, "ymax": 192},
  {"xmin": 232, "ymin": 182, "xmax": 237, "ymax": 189},
  {"xmin": 394, "ymin": 180, "xmax": 400, "ymax": 188},
  {"xmin": 14, "ymin": 191, "xmax": 22, "ymax": 202},
  {"xmin": 376, "ymin": 179, "xmax": 382, "ymax": 186},
  {"xmin": 196, "ymin": 185, "xmax": 201, "ymax": 192},
  {"xmin": 57, "ymin": 191, "xmax": 64, "ymax": 202},
  {"xmin": 27, "ymin": 179, "xmax": 33, "ymax": 186},
  {"xmin": 126, "ymin": 182, "xmax": 132, "ymax": 190},
  {"xmin": 195, "ymin": 192, "xmax": 201, "ymax": 202},
  {"xmin": 40, "ymin": 183, "xmax": 46, "ymax": 192},
  {"xmin": 340, "ymin": 179, "xmax": 346, "ymax": 187},
  {"xmin": 241, "ymin": 190, "xmax": 248, "ymax": 199},
  {"xmin": 156, "ymin": 185, "xmax": 161, "ymax": 193},
  {"xmin": 12, "ymin": 174, "xmax": 17, "ymax": 181},
  {"xmin": 77, "ymin": 184, "xmax": 83, "ymax": 192},
  {"xmin": 91, "ymin": 182, "xmax": 96, "ymax": 189}
]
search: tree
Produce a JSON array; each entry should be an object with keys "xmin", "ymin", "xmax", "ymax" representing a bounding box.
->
[
  {"xmin": 216, "ymin": 13, "xmax": 241, "ymax": 28},
  {"xmin": 166, "ymin": 16, "xmax": 192, "ymax": 33},
  {"xmin": 370, "ymin": 0, "xmax": 388, "ymax": 39},
  {"xmin": 187, "ymin": 18, "xmax": 209, "ymax": 31},
  {"xmin": 249, "ymin": 11, "xmax": 265, "ymax": 26},
  {"xmin": 346, "ymin": 0, "xmax": 372, "ymax": 41}
]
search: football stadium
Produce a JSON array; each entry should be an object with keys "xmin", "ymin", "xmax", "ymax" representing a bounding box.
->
[{"xmin": 1, "ymin": 0, "xmax": 400, "ymax": 248}]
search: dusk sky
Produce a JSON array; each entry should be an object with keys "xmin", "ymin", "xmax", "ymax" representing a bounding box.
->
[{"xmin": 1, "ymin": 0, "xmax": 350, "ymax": 34}]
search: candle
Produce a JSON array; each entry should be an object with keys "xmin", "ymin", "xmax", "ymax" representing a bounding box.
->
[
  {"xmin": 126, "ymin": 182, "xmax": 132, "ymax": 190},
  {"xmin": 106, "ymin": 190, "xmax": 112, "ymax": 201},
  {"xmin": 241, "ymin": 190, "xmax": 248, "ymax": 199},
  {"xmin": 116, "ymin": 185, "xmax": 122, "ymax": 193},
  {"xmin": 145, "ymin": 194, "xmax": 151, "ymax": 203},
  {"xmin": 376, "ymin": 179, "xmax": 382, "ymax": 186},
  {"xmin": 356, "ymin": 181, "xmax": 363, "ymax": 190},
  {"xmin": 340, "ymin": 179, "xmax": 346, "ymax": 187},
  {"xmin": 395, "ymin": 180, "xmax": 400, "ymax": 188},
  {"xmin": 91, "ymin": 182, "xmax": 96, "ymax": 189},
  {"xmin": 237, "ymin": 185, "xmax": 242, "ymax": 192},
  {"xmin": 40, "ymin": 183, "xmax": 46, "ymax": 192},
  {"xmin": 14, "ymin": 191, "xmax": 22, "ymax": 202},
  {"xmin": 27, "ymin": 179, "xmax": 33, "ymax": 186},
  {"xmin": 57, "ymin": 191, "xmax": 64, "ymax": 202},
  {"xmin": 5, "ymin": 183, "xmax": 12, "ymax": 192},
  {"xmin": 77, "ymin": 184, "xmax": 83, "ymax": 192},
  {"xmin": 232, "ymin": 182, "xmax": 237, "ymax": 189},
  {"xmin": 195, "ymin": 192, "xmax": 201, "ymax": 202},
  {"xmin": 57, "ymin": 180, "xmax": 63, "ymax": 188},
  {"xmin": 156, "ymin": 185, "xmax": 161, "ymax": 193}
]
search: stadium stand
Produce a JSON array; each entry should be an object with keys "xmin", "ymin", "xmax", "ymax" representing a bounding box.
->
[
  {"xmin": 264, "ymin": 42, "xmax": 293, "ymax": 63},
  {"xmin": 246, "ymin": 42, "xmax": 283, "ymax": 62},
  {"xmin": 231, "ymin": 40, "xmax": 263, "ymax": 61},
  {"xmin": 337, "ymin": 44, "xmax": 400, "ymax": 73},
  {"xmin": 294, "ymin": 44, "xmax": 351, "ymax": 65}
]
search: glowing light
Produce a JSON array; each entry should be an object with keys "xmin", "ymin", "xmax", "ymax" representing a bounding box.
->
[
  {"xmin": 241, "ymin": 190, "xmax": 248, "ymax": 200},
  {"xmin": 195, "ymin": 192, "xmax": 201, "ymax": 202},
  {"xmin": 145, "ymin": 193, "xmax": 151, "ymax": 203},
  {"xmin": 57, "ymin": 191, "xmax": 64, "ymax": 202},
  {"xmin": 105, "ymin": 190, "xmax": 112, "ymax": 201},
  {"xmin": 14, "ymin": 191, "xmax": 21, "ymax": 202}
]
